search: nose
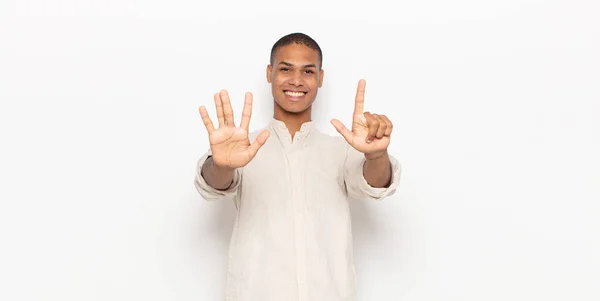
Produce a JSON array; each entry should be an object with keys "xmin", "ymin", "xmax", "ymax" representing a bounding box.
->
[{"xmin": 288, "ymin": 71, "xmax": 303, "ymax": 86}]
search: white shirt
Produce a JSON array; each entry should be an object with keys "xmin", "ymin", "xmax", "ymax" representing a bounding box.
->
[{"xmin": 194, "ymin": 118, "xmax": 402, "ymax": 301}]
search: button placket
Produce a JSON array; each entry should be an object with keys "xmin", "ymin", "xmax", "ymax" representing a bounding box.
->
[{"xmin": 293, "ymin": 153, "xmax": 307, "ymax": 301}]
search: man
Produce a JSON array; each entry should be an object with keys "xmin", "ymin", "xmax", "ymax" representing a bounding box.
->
[{"xmin": 194, "ymin": 33, "xmax": 401, "ymax": 301}]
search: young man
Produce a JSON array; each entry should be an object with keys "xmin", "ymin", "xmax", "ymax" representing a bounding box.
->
[{"xmin": 195, "ymin": 33, "xmax": 401, "ymax": 301}]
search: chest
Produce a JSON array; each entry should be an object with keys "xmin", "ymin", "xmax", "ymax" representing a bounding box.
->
[{"xmin": 238, "ymin": 136, "xmax": 347, "ymax": 209}]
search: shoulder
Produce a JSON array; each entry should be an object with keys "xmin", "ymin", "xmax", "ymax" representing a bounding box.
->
[
  {"xmin": 309, "ymin": 129, "xmax": 351, "ymax": 159},
  {"xmin": 248, "ymin": 123, "xmax": 270, "ymax": 141},
  {"xmin": 312, "ymin": 129, "xmax": 349, "ymax": 147}
]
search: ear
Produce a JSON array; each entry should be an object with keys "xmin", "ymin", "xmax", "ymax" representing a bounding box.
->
[
  {"xmin": 266, "ymin": 65, "xmax": 272, "ymax": 83},
  {"xmin": 318, "ymin": 69, "xmax": 324, "ymax": 88}
]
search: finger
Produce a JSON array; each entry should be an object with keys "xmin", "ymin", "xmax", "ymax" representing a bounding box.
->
[
  {"xmin": 214, "ymin": 93, "xmax": 225, "ymax": 127},
  {"xmin": 199, "ymin": 105, "xmax": 215, "ymax": 134},
  {"xmin": 220, "ymin": 90, "xmax": 235, "ymax": 127},
  {"xmin": 379, "ymin": 114, "xmax": 393, "ymax": 136},
  {"xmin": 364, "ymin": 112, "xmax": 379, "ymax": 143},
  {"xmin": 373, "ymin": 114, "xmax": 387, "ymax": 139},
  {"xmin": 330, "ymin": 118, "xmax": 353, "ymax": 144},
  {"xmin": 247, "ymin": 130, "xmax": 270, "ymax": 159},
  {"xmin": 240, "ymin": 92, "xmax": 253, "ymax": 131},
  {"xmin": 353, "ymin": 79, "xmax": 366, "ymax": 115}
]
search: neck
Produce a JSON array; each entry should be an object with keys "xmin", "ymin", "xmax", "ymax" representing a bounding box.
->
[{"xmin": 273, "ymin": 104, "xmax": 312, "ymax": 138}]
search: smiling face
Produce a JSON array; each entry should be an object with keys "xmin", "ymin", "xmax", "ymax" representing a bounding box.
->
[{"xmin": 267, "ymin": 43, "xmax": 324, "ymax": 117}]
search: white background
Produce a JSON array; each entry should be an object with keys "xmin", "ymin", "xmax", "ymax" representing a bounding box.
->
[{"xmin": 1, "ymin": 0, "xmax": 599, "ymax": 300}]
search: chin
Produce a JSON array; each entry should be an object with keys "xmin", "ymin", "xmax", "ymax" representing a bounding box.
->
[{"xmin": 275, "ymin": 99, "xmax": 311, "ymax": 114}]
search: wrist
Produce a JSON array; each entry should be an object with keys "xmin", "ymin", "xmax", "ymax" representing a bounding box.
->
[
  {"xmin": 364, "ymin": 150, "xmax": 388, "ymax": 161},
  {"xmin": 209, "ymin": 156, "xmax": 236, "ymax": 172},
  {"xmin": 215, "ymin": 164, "xmax": 235, "ymax": 173}
]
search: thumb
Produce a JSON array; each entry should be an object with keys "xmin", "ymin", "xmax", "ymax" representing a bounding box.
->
[
  {"xmin": 330, "ymin": 119, "xmax": 352, "ymax": 143},
  {"xmin": 247, "ymin": 130, "xmax": 270, "ymax": 158}
]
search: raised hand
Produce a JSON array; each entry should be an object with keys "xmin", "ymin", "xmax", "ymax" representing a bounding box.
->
[
  {"xmin": 330, "ymin": 79, "xmax": 393, "ymax": 158},
  {"xmin": 199, "ymin": 90, "xmax": 270, "ymax": 169}
]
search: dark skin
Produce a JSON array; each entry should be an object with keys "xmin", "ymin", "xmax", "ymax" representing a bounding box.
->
[{"xmin": 199, "ymin": 43, "xmax": 392, "ymax": 189}]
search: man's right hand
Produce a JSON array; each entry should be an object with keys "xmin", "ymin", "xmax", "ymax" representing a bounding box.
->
[{"xmin": 199, "ymin": 90, "xmax": 270, "ymax": 170}]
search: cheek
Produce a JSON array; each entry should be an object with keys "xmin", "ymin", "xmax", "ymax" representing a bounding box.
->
[
  {"xmin": 273, "ymin": 75, "xmax": 288, "ymax": 87},
  {"xmin": 307, "ymin": 77, "xmax": 320, "ymax": 89}
]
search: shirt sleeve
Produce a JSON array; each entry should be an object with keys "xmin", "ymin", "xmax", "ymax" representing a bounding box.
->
[
  {"xmin": 194, "ymin": 149, "xmax": 242, "ymax": 201},
  {"xmin": 343, "ymin": 145, "xmax": 402, "ymax": 201}
]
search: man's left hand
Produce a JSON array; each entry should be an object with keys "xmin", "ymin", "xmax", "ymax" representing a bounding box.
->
[{"xmin": 331, "ymin": 79, "xmax": 392, "ymax": 159}]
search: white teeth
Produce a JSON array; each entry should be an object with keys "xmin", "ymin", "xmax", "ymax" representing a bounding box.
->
[{"xmin": 285, "ymin": 91, "xmax": 306, "ymax": 97}]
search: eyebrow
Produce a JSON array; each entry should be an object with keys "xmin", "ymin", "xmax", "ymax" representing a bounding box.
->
[{"xmin": 278, "ymin": 61, "xmax": 317, "ymax": 69}]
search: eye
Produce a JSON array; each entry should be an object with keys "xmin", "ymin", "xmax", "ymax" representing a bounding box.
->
[
  {"xmin": 304, "ymin": 70, "xmax": 314, "ymax": 74},
  {"xmin": 279, "ymin": 67, "xmax": 289, "ymax": 72}
]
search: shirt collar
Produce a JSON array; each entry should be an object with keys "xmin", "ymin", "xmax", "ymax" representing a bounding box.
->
[
  {"xmin": 269, "ymin": 118, "xmax": 315, "ymax": 142},
  {"xmin": 270, "ymin": 118, "xmax": 315, "ymax": 132}
]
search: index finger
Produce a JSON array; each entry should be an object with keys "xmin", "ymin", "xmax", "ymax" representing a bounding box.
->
[
  {"xmin": 354, "ymin": 79, "xmax": 366, "ymax": 115},
  {"xmin": 240, "ymin": 92, "xmax": 253, "ymax": 130}
]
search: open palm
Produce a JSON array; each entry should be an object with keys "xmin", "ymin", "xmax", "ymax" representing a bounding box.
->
[{"xmin": 199, "ymin": 90, "xmax": 270, "ymax": 169}]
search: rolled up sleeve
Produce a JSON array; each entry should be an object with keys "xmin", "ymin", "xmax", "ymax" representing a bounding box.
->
[
  {"xmin": 343, "ymin": 146, "xmax": 402, "ymax": 201},
  {"xmin": 194, "ymin": 150, "xmax": 242, "ymax": 201}
]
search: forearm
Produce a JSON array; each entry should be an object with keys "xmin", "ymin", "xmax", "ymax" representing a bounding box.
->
[
  {"xmin": 201, "ymin": 157, "xmax": 235, "ymax": 190},
  {"xmin": 363, "ymin": 151, "xmax": 392, "ymax": 188}
]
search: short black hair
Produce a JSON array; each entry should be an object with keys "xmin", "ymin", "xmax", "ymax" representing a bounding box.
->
[{"xmin": 270, "ymin": 32, "xmax": 323, "ymax": 69}]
